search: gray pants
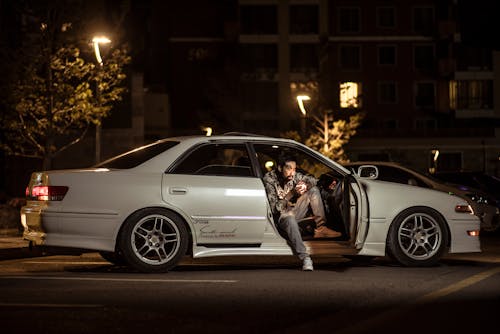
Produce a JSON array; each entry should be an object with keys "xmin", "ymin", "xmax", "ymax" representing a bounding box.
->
[{"xmin": 277, "ymin": 186, "xmax": 326, "ymax": 260}]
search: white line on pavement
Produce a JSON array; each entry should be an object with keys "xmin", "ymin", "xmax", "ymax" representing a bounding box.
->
[{"xmin": 0, "ymin": 276, "xmax": 238, "ymax": 283}]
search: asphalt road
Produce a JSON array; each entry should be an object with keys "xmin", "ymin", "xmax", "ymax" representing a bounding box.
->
[{"xmin": 0, "ymin": 234, "xmax": 499, "ymax": 334}]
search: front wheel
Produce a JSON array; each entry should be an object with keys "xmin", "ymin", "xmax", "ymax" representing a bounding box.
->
[
  {"xmin": 387, "ymin": 207, "xmax": 448, "ymax": 267},
  {"xmin": 119, "ymin": 208, "xmax": 189, "ymax": 273}
]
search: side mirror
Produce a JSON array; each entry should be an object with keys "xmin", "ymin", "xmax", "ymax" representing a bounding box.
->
[{"xmin": 357, "ymin": 165, "xmax": 379, "ymax": 179}]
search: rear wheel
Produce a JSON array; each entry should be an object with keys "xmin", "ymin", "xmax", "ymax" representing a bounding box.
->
[
  {"xmin": 119, "ymin": 208, "xmax": 189, "ymax": 273},
  {"xmin": 387, "ymin": 207, "xmax": 448, "ymax": 267}
]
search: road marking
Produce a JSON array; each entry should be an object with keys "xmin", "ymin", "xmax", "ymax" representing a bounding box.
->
[
  {"xmin": 0, "ymin": 276, "xmax": 238, "ymax": 283},
  {"xmin": 23, "ymin": 261, "xmax": 109, "ymax": 265},
  {"xmin": 0, "ymin": 303, "xmax": 103, "ymax": 308},
  {"xmin": 416, "ymin": 266, "xmax": 500, "ymax": 304}
]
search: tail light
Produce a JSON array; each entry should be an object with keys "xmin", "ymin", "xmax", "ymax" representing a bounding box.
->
[{"xmin": 26, "ymin": 186, "xmax": 68, "ymax": 201}]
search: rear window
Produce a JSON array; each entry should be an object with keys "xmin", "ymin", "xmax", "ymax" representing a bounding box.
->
[{"xmin": 95, "ymin": 141, "xmax": 180, "ymax": 169}]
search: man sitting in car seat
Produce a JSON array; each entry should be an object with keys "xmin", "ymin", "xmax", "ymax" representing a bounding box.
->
[{"xmin": 262, "ymin": 152, "xmax": 341, "ymax": 271}]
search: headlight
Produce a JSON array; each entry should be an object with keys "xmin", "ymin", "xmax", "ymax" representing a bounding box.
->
[{"xmin": 466, "ymin": 193, "xmax": 489, "ymax": 205}]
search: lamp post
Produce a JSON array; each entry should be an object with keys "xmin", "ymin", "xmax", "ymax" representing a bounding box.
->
[
  {"xmin": 296, "ymin": 95, "xmax": 310, "ymax": 139},
  {"xmin": 92, "ymin": 36, "xmax": 111, "ymax": 164}
]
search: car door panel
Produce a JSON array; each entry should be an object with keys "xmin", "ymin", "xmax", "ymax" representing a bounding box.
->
[{"xmin": 161, "ymin": 174, "xmax": 268, "ymax": 245}]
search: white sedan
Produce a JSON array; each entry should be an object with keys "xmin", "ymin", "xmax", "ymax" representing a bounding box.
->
[{"xmin": 21, "ymin": 135, "xmax": 481, "ymax": 272}]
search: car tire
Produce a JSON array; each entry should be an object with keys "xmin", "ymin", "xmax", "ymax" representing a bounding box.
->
[
  {"xmin": 99, "ymin": 250, "xmax": 127, "ymax": 266},
  {"xmin": 119, "ymin": 208, "xmax": 189, "ymax": 273},
  {"xmin": 387, "ymin": 207, "xmax": 448, "ymax": 267}
]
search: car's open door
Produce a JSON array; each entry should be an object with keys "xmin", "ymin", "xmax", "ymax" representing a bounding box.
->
[{"xmin": 342, "ymin": 174, "xmax": 369, "ymax": 249}]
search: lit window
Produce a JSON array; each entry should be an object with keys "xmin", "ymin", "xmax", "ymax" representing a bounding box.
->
[{"xmin": 340, "ymin": 82, "xmax": 361, "ymax": 108}]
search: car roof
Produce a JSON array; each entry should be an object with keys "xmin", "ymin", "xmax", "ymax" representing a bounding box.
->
[{"xmin": 128, "ymin": 134, "xmax": 351, "ymax": 175}]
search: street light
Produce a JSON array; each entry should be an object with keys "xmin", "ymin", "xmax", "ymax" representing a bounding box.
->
[
  {"xmin": 92, "ymin": 36, "xmax": 111, "ymax": 65},
  {"xmin": 92, "ymin": 35, "xmax": 111, "ymax": 164},
  {"xmin": 296, "ymin": 95, "xmax": 310, "ymax": 139}
]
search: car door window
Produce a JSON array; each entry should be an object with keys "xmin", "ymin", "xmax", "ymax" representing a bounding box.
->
[
  {"xmin": 378, "ymin": 166, "xmax": 428, "ymax": 187},
  {"xmin": 171, "ymin": 143, "xmax": 254, "ymax": 177},
  {"xmin": 252, "ymin": 143, "xmax": 336, "ymax": 179}
]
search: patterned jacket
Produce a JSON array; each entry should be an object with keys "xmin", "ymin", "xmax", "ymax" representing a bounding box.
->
[{"xmin": 263, "ymin": 169, "xmax": 317, "ymax": 215}]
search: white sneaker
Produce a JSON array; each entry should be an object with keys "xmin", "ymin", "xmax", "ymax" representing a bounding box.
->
[{"xmin": 302, "ymin": 256, "xmax": 314, "ymax": 271}]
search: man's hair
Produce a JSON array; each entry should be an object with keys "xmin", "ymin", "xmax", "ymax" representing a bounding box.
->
[{"xmin": 277, "ymin": 152, "xmax": 297, "ymax": 168}]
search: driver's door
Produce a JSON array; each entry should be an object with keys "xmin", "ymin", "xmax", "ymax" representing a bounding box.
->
[{"xmin": 342, "ymin": 175, "xmax": 369, "ymax": 248}]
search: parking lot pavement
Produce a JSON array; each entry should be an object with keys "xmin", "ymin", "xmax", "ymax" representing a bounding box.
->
[
  {"xmin": 0, "ymin": 229, "xmax": 40, "ymax": 261},
  {"xmin": 0, "ymin": 227, "xmax": 498, "ymax": 264}
]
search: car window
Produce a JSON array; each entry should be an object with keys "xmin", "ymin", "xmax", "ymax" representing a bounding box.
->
[
  {"xmin": 96, "ymin": 140, "xmax": 180, "ymax": 169},
  {"xmin": 252, "ymin": 143, "xmax": 336, "ymax": 179},
  {"xmin": 376, "ymin": 166, "xmax": 429, "ymax": 188},
  {"xmin": 170, "ymin": 143, "xmax": 254, "ymax": 177}
]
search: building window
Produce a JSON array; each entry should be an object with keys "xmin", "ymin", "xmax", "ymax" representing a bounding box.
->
[
  {"xmin": 415, "ymin": 82, "xmax": 435, "ymax": 109},
  {"xmin": 378, "ymin": 45, "xmax": 396, "ymax": 65},
  {"xmin": 415, "ymin": 118, "xmax": 437, "ymax": 130},
  {"xmin": 339, "ymin": 45, "xmax": 361, "ymax": 69},
  {"xmin": 338, "ymin": 7, "xmax": 360, "ymax": 33},
  {"xmin": 449, "ymin": 80, "xmax": 493, "ymax": 110},
  {"xmin": 240, "ymin": 5, "xmax": 277, "ymax": 34},
  {"xmin": 430, "ymin": 151, "xmax": 462, "ymax": 173},
  {"xmin": 383, "ymin": 119, "xmax": 399, "ymax": 129},
  {"xmin": 240, "ymin": 82, "xmax": 279, "ymax": 115},
  {"xmin": 240, "ymin": 44, "xmax": 277, "ymax": 73},
  {"xmin": 377, "ymin": 7, "xmax": 396, "ymax": 28},
  {"xmin": 414, "ymin": 45, "xmax": 434, "ymax": 72},
  {"xmin": 378, "ymin": 81, "xmax": 397, "ymax": 104},
  {"xmin": 413, "ymin": 6, "xmax": 434, "ymax": 35},
  {"xmin": 340, "ymin": 82, "xmax": 362, "ymax": 108},
  {"xmin": 290, "ymin": 44, "xmax": 318, "ymax": 72},
  {"xmin": 290, "ymin": 5, "xmax": 318, "ymax": 34}
]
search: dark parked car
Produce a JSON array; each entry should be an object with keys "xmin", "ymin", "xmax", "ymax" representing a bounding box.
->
[{"xmin": 433, "ymin": 171, "xmax": 500, "ymax": 233}]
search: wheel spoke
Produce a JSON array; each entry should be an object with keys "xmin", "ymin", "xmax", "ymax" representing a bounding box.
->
[
  {"xmin": 425, "ymin": 225, "xmax": 439, "ymax": 237},
  {"xmin": 422, "ymin": 241, "xmax": 434, "ymax": 254},
  {"xmin": 137, "ymin": 243, "xmax": 151, "ymax": 256},
  {"xmin": 400, "ymin": 227, "xmax": 413, "ymax": 238},
  {"xmin": 406, "ymin": 240, "xmax": 420, "ymax": 256},
  {"xmin": 154, "ymin": 217, "xmax": 163, "ymax": 231},
  {"xmin": 414, "ymin": 215, "xmax": 424, "ymax": 229},
  {"xmin": 137, "ymin": 226, "xmax": 150, "ymax": 236}
]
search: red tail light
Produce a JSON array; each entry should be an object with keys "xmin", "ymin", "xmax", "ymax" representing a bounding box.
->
[{"xmin": 27, "ymin": 186, "xmax": 68, "ymax": 201}]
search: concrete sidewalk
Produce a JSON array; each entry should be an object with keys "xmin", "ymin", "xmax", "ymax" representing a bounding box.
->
[{"xmin": 0, "ymin": 229, "xmax": 42, "ymax": 261}]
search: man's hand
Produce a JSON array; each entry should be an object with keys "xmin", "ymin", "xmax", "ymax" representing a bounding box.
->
[{"xmin": 295, "ymin": 181, "xmax": 307, "ymax": 195}]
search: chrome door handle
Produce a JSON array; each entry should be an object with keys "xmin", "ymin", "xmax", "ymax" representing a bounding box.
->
[{"xmin": 169, "ymin": 187, "xmax": 187, "ymax": 195}]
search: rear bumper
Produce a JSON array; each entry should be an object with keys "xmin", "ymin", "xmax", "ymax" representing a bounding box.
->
[{"xmin": 20, "ymin": 203, "xmax": 119, "ymax": 252}]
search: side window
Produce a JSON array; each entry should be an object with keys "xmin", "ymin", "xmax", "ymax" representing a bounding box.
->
[
  {"xmin": 171, "ymin": 143, "xmax": 253, "ymax": 177},
  {"xmin": 253, "ymin": 143, "xmax": 336, "ymax": 179},
  {"xmin": 379, "ymin": 166, "xmax": 428, "ymax": 188}
]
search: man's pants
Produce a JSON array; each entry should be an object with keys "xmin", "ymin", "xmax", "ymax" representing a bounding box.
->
[{"xmin": 276, "ymin": 186, "xmax": 326, "ymax": 260}]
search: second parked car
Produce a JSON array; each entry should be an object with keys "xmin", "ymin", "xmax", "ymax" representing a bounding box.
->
[{"xmin": 433, "ymin": 171, "xmax": 500, "ymax": 233}]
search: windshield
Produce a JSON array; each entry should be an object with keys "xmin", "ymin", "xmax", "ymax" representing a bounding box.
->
[{"xmin": 95, "ymin": 140, "xmax": 180, "ymax": 169}]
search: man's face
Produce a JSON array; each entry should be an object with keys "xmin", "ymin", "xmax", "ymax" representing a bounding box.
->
[{"xmin": 279, "ymin": 161, "xmax": 297, "ymax": 181}]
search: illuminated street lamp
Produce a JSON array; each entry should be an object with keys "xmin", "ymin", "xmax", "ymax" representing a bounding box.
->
[
  {"xmin": 92, "ymin": 36, "xmax": 111, "ymax": 66},
  {"xmin": 296, "ymin": 95, "xmax": 310, "ymax": 138},
  {"xmin": 202, "ymin": 127, "xmax": 213, "ymax": 136},
  {"xmin": 92, "ymin": 35, "xmax": 110, "ymax": 164}
]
